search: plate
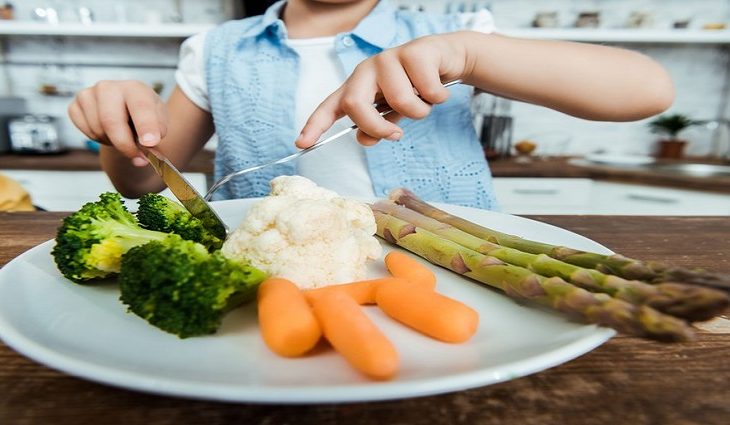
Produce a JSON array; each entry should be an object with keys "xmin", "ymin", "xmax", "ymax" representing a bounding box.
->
[
  {"xmin": 0, "ymin": 199, "xmax": 615, "ymax": 403},
  {"xmin": 583, "ymin": 153, "xmax": 655, "ymax": 166}
]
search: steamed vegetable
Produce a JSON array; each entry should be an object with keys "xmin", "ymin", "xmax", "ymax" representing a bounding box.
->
[
  {"xmin": 372, "ymin": 200, "xmax": 729, "ymax": 322},
  {"xmin": 384, "ymin": 251, "xmax": 437, "ymax": 290},
  {"xmin": 221, "ymin": 176, "xmax": 381, "ymax": 289},
  {"xmin": 136, "ymin": 193, "xmax": 223, "ymax": 251},
  {"xmin": 119, "ymin": 236, "xmax": 267, "ymax": 338},
  {"xmin": 52, "ymin": 192, "xmax": 171, "ymax": 283},
  {"xmin": 374, "ymin": 210, "xmax": 695, "ymax": 342},
  {"xmin": 376, "ymin": 278, "xmax": 479, "ymax": 343},
  {"xmin": 258, "ymin": 277, "xmax": 322, "ymax": 357},
  {"xmin": 390, "ymin": 188, "xmax": 730, "ymax": 291},
  {"xmin": 309, "ymin": 290, "xmax": 399, "ymax": 380},
  {"xmin": 305, "ymin": 277, "xmax": 404, "ymax": 305}
]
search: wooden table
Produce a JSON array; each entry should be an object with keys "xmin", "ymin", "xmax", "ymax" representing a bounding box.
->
[{"xmin": 1, "ymin": 213, "xmax": 728, "ymax": 425}]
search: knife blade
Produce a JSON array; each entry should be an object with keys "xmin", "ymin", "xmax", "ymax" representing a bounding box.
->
[{"xmin": 140, "ymin": 147, "xmax": 228, "ymax": 240}]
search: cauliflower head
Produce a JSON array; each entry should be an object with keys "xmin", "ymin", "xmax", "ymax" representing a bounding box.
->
[{"xmin": 221, "ymin": 176, "xmax": 382, "ymax": 289}]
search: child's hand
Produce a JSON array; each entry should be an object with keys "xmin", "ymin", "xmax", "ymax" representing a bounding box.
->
[
  {"xmin": 68, "ymin": 80, "xmax": 168, "ymax": 167},
  {"xmin": 296, "ymin": 33, "xmax": 469, "ymax": 148}
]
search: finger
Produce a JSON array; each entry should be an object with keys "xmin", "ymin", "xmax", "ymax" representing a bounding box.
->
[
  {"xmin": 76, "ymin": 89, "xmax": 105, "ymax": 142},
  {"xmin": 155, "ymin": 99, "xmax": 169, "ymax": 140},
  {"xmin": 95, "ymin": 85, "xmax": 140, "ymax": 160},
  {"xmin": 296, "ymin": 89, "xmax": 345, "ymax": 148},
  {"xmin": 357, "ymin": 111, "xmax": 403, "ymax": 146},
  {"xmin": 401, "ymin": 53, "xmax": 451, "ymax": 105},
  {"xmin": 131, "ymin": 156, "xmax": 149, "ymax": 167},
  {"xmin": 125, "ymin": 87, "xmax": 164, "ymax": 147},
  {"xmin": 375, "ymin": 55, "xmax": 432, "ymax": 119},
  {"xmin": 339, "ymin": 73, "xmax": 402, "ymax": 142},
  {"xmin": 68, "ymin": 99, "xmax": 97, "ymax": 141}
]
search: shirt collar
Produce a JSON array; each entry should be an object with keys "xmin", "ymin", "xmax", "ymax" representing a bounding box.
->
[
  {"xmin": 260, "ymin": 0, "xmax": 287, "ymax": 28},
  {"xmin": 242, "ymin": 0, "xmax": 287, "ymax": 39},
  {"xmin": 246, "ymin": 0, "xmax": 397, "ymax": 48}
]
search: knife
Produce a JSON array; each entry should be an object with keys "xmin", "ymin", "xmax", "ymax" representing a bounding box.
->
[{"xmin": 140, "ymin": 146, "xmax": 228, "ymax": 240}]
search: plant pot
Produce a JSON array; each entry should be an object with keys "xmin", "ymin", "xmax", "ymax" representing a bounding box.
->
[{"xmin": 656, "ymin": 139, "xmax": 687, "ymax": 159}]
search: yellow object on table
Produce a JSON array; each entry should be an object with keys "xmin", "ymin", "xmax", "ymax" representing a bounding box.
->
[{"xmin": 0, "ymin": 173, "xmax": 34, "ymax": 211}]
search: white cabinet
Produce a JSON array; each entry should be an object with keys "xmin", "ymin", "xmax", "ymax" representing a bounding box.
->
[
  {"xmin": 590, "ymin": 181, "xmax": 730, "ymax": 216},
  {"xmin": 492, "ymin": 178, "xmax": 730, "ymax": 215},
  {"xmin": 493, "ymin": 178, "xmax": 594, "ymax": 214},
  {"xmin": 1, "ymin": 170, "xmax": 207, "ymax": 212}
]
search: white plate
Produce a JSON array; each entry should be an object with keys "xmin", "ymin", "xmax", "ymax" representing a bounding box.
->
[
  {"xmin": 0, "ymin": 199, "xmax": 615, "ymax": 403},
  {"xmin": 584, "ymin": 153, "xmax": 655, "ymax": 166}
]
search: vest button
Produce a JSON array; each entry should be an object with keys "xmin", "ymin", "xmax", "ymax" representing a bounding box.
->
[
  {"xmin": 382, "ymin": 188, "xmax": 389, "ymax": 196},
  {"xmin": 342, "ymin": 36, "xmax": 354, "ymax": 47}
]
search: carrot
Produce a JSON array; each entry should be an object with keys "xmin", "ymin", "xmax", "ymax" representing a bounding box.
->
[
  {"xmin": 304, "ymin": 277, "xmax": 406, "ymax": 305},
  {"xmin": 376, "ymin": 278, "xmax": 479, "ymax": 343},
  {"xmin": 384, "ymin": 251, "xmax": 437, "ymax": 290},
  {"xmin": 309, "ymin": 290, "xmax": 399, "ymax": 380},
  {"xmin": 257, "ymin": 277, "xmax": 322, "ymax": 357}
]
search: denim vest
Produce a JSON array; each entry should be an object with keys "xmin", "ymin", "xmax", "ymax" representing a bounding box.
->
[{"xmin": 205, "ymin": 0, "xmax": 498, "ymax": 209}]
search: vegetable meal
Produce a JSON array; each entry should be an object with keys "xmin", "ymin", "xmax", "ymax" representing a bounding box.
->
[{"xmin": 50, "ymin": 177, "xmax": 730, "ymax": 381}]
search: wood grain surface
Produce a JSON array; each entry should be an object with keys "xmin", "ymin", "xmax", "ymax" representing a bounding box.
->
[{"xmin": 0, "ymin": 212, "xmax": 728, "ymax": 425}]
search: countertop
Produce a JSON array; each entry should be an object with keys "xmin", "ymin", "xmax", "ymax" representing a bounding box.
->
[
  {"xmin": 488, "ymin": 156, "xmax": 730, "ymax": 193},
  {"xmin": 0, "ymin": 149, "xmax": 215, "ymax": 174},
  {"xmin": 2, "ymin": 150, "xmax": 729, "ymax": 194},
  {"xmin": 0, "ymin": 212, "xmax": 728, "ymax": 425}
]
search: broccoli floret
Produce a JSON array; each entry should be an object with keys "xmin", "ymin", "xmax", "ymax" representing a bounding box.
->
[
  {"xmin": 119, "ymin": 237, "xmax": 267, "ymax": 338},
  {"xmin": 136, "ymin": 193, "xmax": 223, "ymax": 251},
  {"xmin": 51, "ymin": 192, "xmax": 172, "ymax": 283}
]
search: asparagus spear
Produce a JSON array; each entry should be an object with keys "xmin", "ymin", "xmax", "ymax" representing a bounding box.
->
[
  {"xmin": 374, "ymin": 210, "xmax": 694, "ymax": 342},
  {"xmin": 371, "ymin": 200, "xmax": 729, "ymax": 322},
  {"xmin": 390, "ymin": 188, "xmax": 730, "ymax": 291}
]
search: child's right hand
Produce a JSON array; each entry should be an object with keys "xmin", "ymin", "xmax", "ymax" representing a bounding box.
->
[{"xmin": 68, "ymin": 80, "xmax": 168, "ymax": 167}]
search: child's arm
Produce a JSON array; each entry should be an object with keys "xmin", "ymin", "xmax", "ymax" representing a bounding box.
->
[
  {"xmin": 296, "ymin": 32, "xmax": 674, "ymax": 147},
  {"xmin": 68, "ymin": 82, "xmax": 214, "ymax": 198}
]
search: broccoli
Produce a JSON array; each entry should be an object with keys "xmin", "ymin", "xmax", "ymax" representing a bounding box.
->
[
  {"xmin": 52, "ymin": 192, "xmax": 172, "ymax": 283},
  {"xmin": 136, "ymin": 193, "xmax": 224, "ymax": 251},
  {"xmin": 118, "ymin": 237, "xmax": 267, "ymax": 338}
]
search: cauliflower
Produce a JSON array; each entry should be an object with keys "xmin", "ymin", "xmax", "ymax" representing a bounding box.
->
[{"xmin": 221, "ymin": 176, "xmax": 382, "ymax": 289}]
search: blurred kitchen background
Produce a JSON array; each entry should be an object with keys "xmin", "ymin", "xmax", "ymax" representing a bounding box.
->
[{"xmin": 1, "ymin": 0, "xmax": 730, "ymax": 215}]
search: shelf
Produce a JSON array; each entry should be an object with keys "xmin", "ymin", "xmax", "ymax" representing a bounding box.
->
[
  {"xmin": 0, "ymin": 21, "xmax": 214, "ymax": 38},
  {"xmin": 1, "ymin": 22, "xmax": 729, "ymax": 43},
  {"xmin": 500, "ymin": 28, "xmax": 730, "ymax": 44}
]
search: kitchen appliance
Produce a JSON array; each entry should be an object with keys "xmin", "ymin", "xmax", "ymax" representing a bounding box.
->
[
  {"xmin": 477, "ymin": 95, "xmax": 513, "ymax": 160},
  {"xmin": 6, "ymin": 115, "xmax": 65, "ymax": 154},
  {"xmin": 0, "ymin": 97, "xmax": 26, "ymax": 153}
]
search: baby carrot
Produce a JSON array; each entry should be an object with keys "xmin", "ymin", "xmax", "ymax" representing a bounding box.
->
[
  {"xmin": 309, "ymin": 290, "xmax": 399, "ymax": 380},
  {"xmin": 384, "ymin": 251, "xmax": 437, "ymax": 290},
  {"xmin": 257, "ymin": 277, "xmax": 322, "ymax": 357},
  {"xmin": 376, "ymin": 278, "xmax": 479, "ymax": 343},
  {"xmin": 304, "ymin": 277, "xmax": 406, "ymax": 305}
]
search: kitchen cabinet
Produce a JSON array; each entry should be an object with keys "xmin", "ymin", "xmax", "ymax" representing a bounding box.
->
[
  {"xmin": 589, "ymin": 181, "xmax": 730, "ymax": 215},
  {"xmin": 493, "ymin": 178, "xmax": 730, "ymax": 215},
  {"xmin": 0, "ymin": 170, "xmax": 207, "ymax": 212},
  {"xmin": 492, "ymin": 178, "xmax": 594, "ymax": 214}
]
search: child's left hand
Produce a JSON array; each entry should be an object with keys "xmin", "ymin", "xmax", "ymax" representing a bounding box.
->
[{"xmin": 295, "ymin": 33, "xmax": 469, "ymax": 147}]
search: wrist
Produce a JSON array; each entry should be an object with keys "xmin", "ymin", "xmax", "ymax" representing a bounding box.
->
[
  {"xmin": 447, "ymin": 31, "xmax": 500, "ymax": 87},
  {"xmin": 439, "ymin": 31, "xmax": 483, "ymax": 84}
]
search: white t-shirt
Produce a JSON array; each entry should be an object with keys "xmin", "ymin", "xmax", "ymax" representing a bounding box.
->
[{"xmin": 175, "ymin": 9, "xmax": 495, "ymax": 198}]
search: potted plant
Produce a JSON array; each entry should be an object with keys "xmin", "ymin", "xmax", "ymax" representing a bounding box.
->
[{"xmin": 648, "ymin": 114, "xmax": 701, "ymax": 159}]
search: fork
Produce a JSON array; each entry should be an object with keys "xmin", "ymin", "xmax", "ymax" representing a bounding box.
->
[{"xmin": 203, "ymin": 80, "xmax": 463, "ymax": 201}]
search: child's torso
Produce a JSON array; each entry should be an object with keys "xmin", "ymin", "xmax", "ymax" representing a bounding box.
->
[{"xmin": 204, "ymin": 0, "xmax": 498, "ymax": 210}]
